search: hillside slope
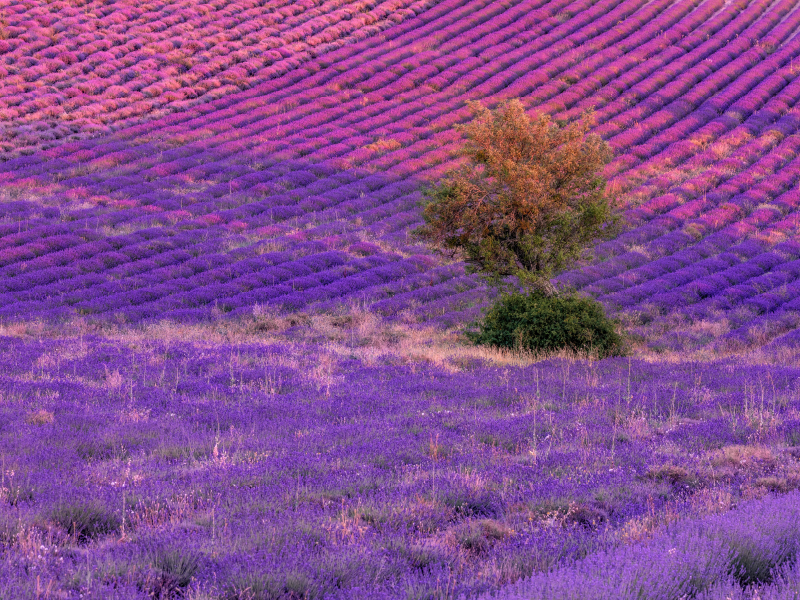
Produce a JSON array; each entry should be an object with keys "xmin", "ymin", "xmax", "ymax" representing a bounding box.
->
[{"xmin": 2, "ymin": 0, "xmax": 800, "ymax": 354}]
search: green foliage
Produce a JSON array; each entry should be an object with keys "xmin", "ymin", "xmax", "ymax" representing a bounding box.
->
[
  {"xmin": 454, "ymin": 519, "xmax": 512, "ymax": 553},
  {"xmin": 150, "ymin": 547, "xmax": 200, "ymax": 589},
  {"xmin": 221, "ymin": 571, "xmax": 317, "ymax": 600},
  {"xmin": 141, "ymin": 547, "xmax": 201, "ymax": 598},
  {"xmin": 442, "ymin": 490, "xmax": 498, "ymax": 518},
  {"xmin": 729, "ymin": 538, "xmax": 792, "ymax": 586},
  {"xmin": 417, "ymin": 99, "xmax": 625, "ymax": 354},
  {"xmin": 467, "ymin": 291, "xmax": 624, "ymax": 357},
  {"xmin": 422, "ymin": 179, "xmax": 617, "ymax": 293},
  {"xmin": 51, "ymin": 502, "xmax": 120, "ymax": 543}
]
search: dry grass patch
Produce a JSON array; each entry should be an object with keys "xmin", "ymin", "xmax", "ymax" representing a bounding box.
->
[
  {"xmin": 645, "ymin": 464, "xmax": 697, "ymax": 487},
  {"xmin": 25, "ymin": 409, "xmax": 54, "ymax": 426},
  {"xmin": 364, "ymin": 138, "xmax": 401, "ymax": 153},
  {"xmin": 0, "ymin": 309, "xmax": 589, "ymax": 373},
  {"xmin": 453, "ymin": 519, "xmax": 514, "ymax": 553},
  {"xmin": 710, "ymin": 445, "xmax": 776, "ymax": 470},
  {"xmin": 617, "ymin": 502, "xmax": 681, "ymax": 545}
]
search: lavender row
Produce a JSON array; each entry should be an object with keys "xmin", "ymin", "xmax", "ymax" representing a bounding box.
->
[{"xmin": 4, "ymin": 332, "xmax": 800, "ymax": 596}]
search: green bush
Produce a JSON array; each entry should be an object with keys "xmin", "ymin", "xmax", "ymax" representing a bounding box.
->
[{"xmin": 468, "ymin": 291, "xmax": 624, "ymax": 357}]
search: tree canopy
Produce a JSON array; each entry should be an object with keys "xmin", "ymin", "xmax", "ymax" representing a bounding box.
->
[{"xmin": 417, "ymin": 99, "xmax": 618, "ymax": 294}]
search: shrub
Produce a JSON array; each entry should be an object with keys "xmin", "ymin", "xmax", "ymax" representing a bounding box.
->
[{"xmin": 468, "ymin": 291, "xmax": 624, "ymax": 357}]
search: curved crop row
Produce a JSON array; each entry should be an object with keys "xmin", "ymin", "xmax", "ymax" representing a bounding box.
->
[{"xmin": 2, "ymin": 0, "xmax": 800, "ymax": 351}]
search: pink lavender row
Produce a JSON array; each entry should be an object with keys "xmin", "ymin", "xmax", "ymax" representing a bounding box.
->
[
  {"xmin": 585, "ymin": 91, "xmax": 800, "ymax": 259},
  {"xmin": 597, "ymin": 0, "xmax": 795, "ymax": 130},
  {"xmin": 606, "ymin": 74, "xmax": 800, "ymax": 200},
  {"xmin": 601, "ymin": 3, "xmax": 800, "ymax": 163},
  {"xmin": 1, "ymin": 0, "xmax": 800, "ymax": 336},
  {"xmin": 111, "ymin": 8, "xmax": 800, "ymax": 197},
  {"xmin": 0, "ymin": 0, "xmax": 432, "ymax": 156},
  {"xmin": 558, "ymin": 0, "xmax": 732, "ymax": 120},
  {"xmin": 0, "ymin": 0, "xmax": 776, "ymax": 178},
  {"xmin": 519, "ymin": 0, "xmax": 714, "ymax": 117},
  {"xmin": 0, "ymin": 0, "xmax": 744, "ymax": 199},
  {"xmin": 592, "ymin": 6, "xmax": 800, "ymax": 183},
  {"xmin": 562, "ymin": 129, "xmax": 800, "ymax": 294},
  {"xmin": 1, "ymin": 0, "xmax": 489, "ymax": 166},
  {"xmin": 26, "ymin": 0, "xmax": 648, "ymax": 171},
  {"xmin": 0, "ymin": 0, "xmax": 752, "ymax": 185}
]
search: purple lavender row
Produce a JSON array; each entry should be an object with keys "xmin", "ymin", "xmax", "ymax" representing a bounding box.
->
[
  {"xmin": 0, "ymin": 0, "xmax": 756, "ymax": 188},
  {"xmin": 7, "ymin": 0, "xmax": 636, "ymax": 180},
  {"xmin": 4, "ymin": 0, "xmax": 800, "ymax": 332},
  {"xmin": 520, "ymin": 0, "xmax": 712, "ymax": 117},
  {"xmin": 56, "ymin": 4, "xmax": 792, "ymax": 214},
  {"xmin": 533, "ymin": 0, "xmax": 768, "ymax": 135},
  {"xmin": 559, "ymin": 0, "xmax": 730, "ymax": 120},
  {"xmin": 565, "ymin": 134, "xmax": 800, "ymax": 294},
  {"xmin": 0, "ymin": 0, "xmax": 752, "ymax": 197},
  {"xmin": 487, "ymin": 491, "xmax": 800, "ymax": 600},
  {"xmin": 5, "ymin": 331, "xmax": 800, "ymax": 595},
  {"xmin": 0, "ymin": 171, "xmax": 424, "ymax": 286},
  {"xmin": 596, "ymin": 0, "xmax": 793, "ymax": 141},
  {"xmin": 592, "ymin": 108, "xmax": 800, "ymax": 258}
]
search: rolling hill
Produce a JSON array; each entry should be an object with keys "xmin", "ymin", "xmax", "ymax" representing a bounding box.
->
[{"xmin": 4, "ymin": 0, "xmax": 800, "ymax": 597}]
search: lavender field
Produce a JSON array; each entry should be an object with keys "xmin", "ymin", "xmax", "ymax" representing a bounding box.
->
[
  {"xmin": 3, "ymin": 318, "xmax": 800, "ymax": 599},
  {"xmin": 5, "ymin": 0, "xmax": 800, "ymax": 597}
]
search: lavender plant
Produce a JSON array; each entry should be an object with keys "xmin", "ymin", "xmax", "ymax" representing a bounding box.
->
[
  {"xmin": 6, "ymin": 0, "xmax": 800, "ymax": 597},
  {"xmin": 0, "ymin": 325, "xmax": 797, "ymax": 597}
]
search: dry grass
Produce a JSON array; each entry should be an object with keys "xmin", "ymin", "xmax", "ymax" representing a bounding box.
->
[
  {"xmin": 616, "ymin": 501, "xmax": 681, "ymax": 545},
  {"xmin": 364, "ymin": 138, "xmax": 402, "ymax": 153},
  {"xmin": 0, "ymin": 308, "xmax": 599, "ymax": 372},
  {"xmin": 24, "ymin": 409, "xmax": 55, "ymax": 426},
  {"xmin": 2, "ymin": 302, "xmax": 798, "ymax": 373},
  {"xmin": 710, "ymin": 445, "xmax": 776, "ymax": 469}
]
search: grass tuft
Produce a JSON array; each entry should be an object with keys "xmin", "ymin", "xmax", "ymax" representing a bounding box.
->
[
  {"xmin": 50, "ymin": 502, "xmax": 120, "ymax": 543},
  {"xmin": 645, "ymin": 464, "xmax": 697, "ymax": 486},
  {"xmin": 221, "ymin": 571, "xmax": 317, "ymax": 600},
  {"xmin": 442, "ymin": 490, "xmax": 498, "ymax": 518},
  {"xmin": 455, "ymin": 519, "xmax": 513, "ymax": 553},
  {"xmin": 144, "ymin": 547, "xmax": 201, "ymax": 598}
]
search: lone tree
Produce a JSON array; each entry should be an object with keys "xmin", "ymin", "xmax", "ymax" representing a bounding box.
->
[
  {"xmin": 418, "ymin": 99, "xmax": 624, "ymax": 356},
  {"xmin": 418, "ymin": 99, "xmax": 617, "ymax": 295}
]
